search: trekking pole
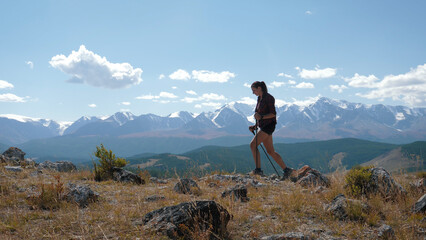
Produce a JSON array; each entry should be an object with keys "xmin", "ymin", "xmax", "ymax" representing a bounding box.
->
[{"xmin": 252, "ymin": 123, "xmax": 281, "ymax": 177}]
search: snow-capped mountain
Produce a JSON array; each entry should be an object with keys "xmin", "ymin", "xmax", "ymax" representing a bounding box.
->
[
  {"xmin": 1, "ymin": 98, "xmax": 425, "ymax": 145},
  {"xmin": 0, "ymin": 114, "xmax": 64, "ymax": 144}
]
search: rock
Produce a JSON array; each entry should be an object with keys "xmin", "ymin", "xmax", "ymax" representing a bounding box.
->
[
  {"xmin": 412, "ymin": 194, "xmax": 426, "ymax": 213},
  {"xmin": 150, "ymin": 177, "xmax": 168, "ymax": 184},
  {"xmin": 4, "ymin": 166, "xmax": 23, "ymax": 172},
  {"xmin": 410, "ymin": 178, "xmax": 426, "ymax": 192},
  {"xmin": 292, "ymin": 165, "xmax": 330, "ymax": 187},
  {"xmin": 207, "ymin": 174, "xmax": 263, "ymax": 188},
  {"xmin": 173, "ymin": 178, "xmax": 201, "ymax": 195},
  {"xmin": 368, "ymin": 167, "xmax": 406, "ymax": 199},
  {"xmin": 2, "ymin": 147, "xmax": 25, "ymax": 165},
  {"xmin": 325, "ymin": 194, "xmax": 369, "ymax": 221},
  {"xmin": 145, "ymin": 195, "xmax": 166, "ymax": 202},
  {"xmin": 0, "ymin": 155, "xmax": 7, "ymax": 164},
  {"xmin": 38, "ymin": 161, "xmax": 77, "ymax": 172},
  {"xmin": 142, "ymin": 200, "xmax": 231, "ymax": 240},
  {"xmin": 65, "ymin": 183, "xmax": 99, "ymax": 208},
  {"xmin": 30, "ymin": 170, "xmax": 43, "ymax": 177},
  {"xmin": 260, "ymin": 232, "xmax": 310, "ymax": 240},
  {"xmin": 23, "ymin": 158, "xmax": 37, "ymax": 168},
  {"xmin": 268, "ymin": 174, "xmax": 280, "ymax": 181},
  {"xmin": 112, "ymin": 167, "xmax": 144, "ymax": 184},
  {"xmin": 221, "ymin": 184, "xmax": 249, "ymax": 202},
  {"xmin": 377, "ymin": 224, "xmax": 395, "ymax": 239}
]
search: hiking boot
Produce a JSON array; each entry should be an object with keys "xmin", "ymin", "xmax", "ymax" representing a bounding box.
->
[
  {"xmin": 281, "ymin": 167, "xmax": 295, "ymax": 181},
  {"xmin": 250, "ymin": 168, "xmax": 264, "ymax": 176}
]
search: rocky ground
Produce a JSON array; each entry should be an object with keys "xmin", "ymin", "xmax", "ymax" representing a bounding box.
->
[{"xmin": 0, "ymin": 147, "xmax": 425, "ymax": 239}]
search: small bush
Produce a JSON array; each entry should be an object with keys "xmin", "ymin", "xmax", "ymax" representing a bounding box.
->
[
  {"xmin": 93, "ymin": 144, "xmax": 127, "ymax": 181},
  {"xmin": 27, "ymin": 175, "xmax": 65, "ymax": 210},
  {"xmin": 345, "ymin": 165, "xmax": 373, "ymax": 198}
]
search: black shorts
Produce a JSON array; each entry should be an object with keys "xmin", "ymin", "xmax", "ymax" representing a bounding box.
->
[{"xmin": 260, "ymin": 124, "xmax": 276, "ymax": 135}]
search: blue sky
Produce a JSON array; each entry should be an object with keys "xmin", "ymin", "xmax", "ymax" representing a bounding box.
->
[{"xmin": 1, "ymin": 1, "xmax": 425, "ymax": 122}]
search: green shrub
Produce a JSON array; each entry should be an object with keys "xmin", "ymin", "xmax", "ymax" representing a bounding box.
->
[
  {"xmin": 93, "ymin": 144, "xmax": 127, "ymax": 181},
  {"xmin": 345, "ymin": 165, "xmax": 373, "ymax": 198}
]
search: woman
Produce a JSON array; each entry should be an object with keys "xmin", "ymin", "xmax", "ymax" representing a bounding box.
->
[{"xmin": 249, "ymin": 81, "xmax": 293, "ymax": 179}]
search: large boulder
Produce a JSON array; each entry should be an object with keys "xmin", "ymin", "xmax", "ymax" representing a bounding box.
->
[
  {"xmin": 66, "ymin": 183, "xmax": 99, "ymax": 208},
  {"xmin": 112, "ymin": 167, "xmax": 144, "ymax": 184},
  {"xmin": 174, "ymin": 178, "xmax": 201, "ymax": 195},
  {"xmin": 2, "ymin": 147, "xmax": 25, "ymax": 166},
  {"xmin": 325, "ymin": 194, "xmax": 370, "ymax": 221},
  {"xmin": 368, "ymin": 167, "xmax": 406, "ymax": 199},
  {"xmin": 412, "ymin": 193, "xmax": 426, "ymax": 213},
  {"xmin": 142, "ymin": 200, "xmax": 231, "ymax": 240},
  {"xmin": 221, "ymin": 184, "xmax": 249, "ymax": 202},
  {"xmin": 291, "ymin": 165, "xmax": 330, "ymax": 187},
  {"xmin": 38, "ymin": 161, "xmax": 77, "ymax": 172}
]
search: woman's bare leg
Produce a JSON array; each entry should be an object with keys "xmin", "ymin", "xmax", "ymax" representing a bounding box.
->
[
  {"xmin": 262, "ymin": 134, "xmax": 287, "ymax": 169},
  {"xmin": 250, "ymin": 131, "xmax": 269, "ymax": 169}
]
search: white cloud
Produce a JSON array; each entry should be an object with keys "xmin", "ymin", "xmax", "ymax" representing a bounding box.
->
[
  {"xmin": 201, "ymin": 93, "xmax": 226, "ymax": 101},
  {"xmin": 50, "ymin": 45, "xmax": 142, "ymax": 89},
  {"xmin": 172, "ymin": 86, "xmax": 178, "ymax": 89},
  {"xmin": 0, "ymin": 80, "xmax": 14, "ymax": 89},
  {"xmin": 305, "ymin": 10, "xmax": 312, "ymax": 15},
  {"xmin": 169, "ymin": 69, "xmax": 191, "ymax": 80},
  {"xmin": 26, "ymin": 61, "xmax": 34, "ymax": 69},
  {"xmin": 243, "ymin": 83, "xmax": 251, "ymax": 88},
  {"xmin": 330, "ymin": 85, "xmax": 348, "ymax": 93},
  {"xmin": 269, "ymin": 81, "xmax": 286, "ymax": 88},
  {"xmin": 136, "ymin": 94, "xmax": 158, "ymax": 100},
  {"xmin": 294, "ymin": 82, "xmax": 315, "ymax": 89},
  {"xmin": 288, "ymin": 80, "xmax": 297, "ymax": 85},
  {"xmin": 186, "ymin": 90, "xmax": 197, "ymax": 95},
  {"xmin": 275, "ymin": 99, "xmax": 289, "ymax": 108},
  {"xmin": 237, "ymin": 97, "xmax": 257, "ymax": 105},
  {"xmin": 136, "ymin": 92, "xmax": 178, "ymax": 100},
  {"xmin": 356, "ymin": 64, "xmax": 426, "ymax": 106},
  {"xmin": 291, "ymin": 95, "xmax": 321, "ymax": 108},
  {"xmin": 159, "ymin": 92, "xmax": 178, "ymax": 99},
  {"xmin": 182, "ymin": 97, "xmax": 199, "ymax": 103},
  {"xmin": 181, "ymin": 93, "xmax": 226, "ymax": 104},
  {"xmin": 154, "ymin": 100, "xmax": 171, "ymax": 104},
  {"xmin": 88, "ymin": 104, "xmax": 97, "ymax": 108},
  {"xmin": 195, "ymin": 104, "xmax": 202, "ymax": 108},
  {"xmin": 277, "ymin": 73, "xmax": 293, "ymax": 78},
  {"xmin": 344, "ymin": 73, "xmax": 379, "ymax": 88},
  {"xmin": 120, "ymin": 102, "xmax": 131, "ymax": 106},
  {"xmin": 0, "ymin": 93, "xmax": 26, "ymax": 102},
  {"xmin": 296, "ymin": 66, "xmax": 337, "ymax": 79},
  {"xmin": 202, "ymin": 102, "xmax": 222, "ymax": 108},
  {"xmin": 192, "ymin": 70, "xmax": 235, "ymax": 83},
  {"xmin": 159, "ymin": 74, "xmax": 165, "ymax": 80}
]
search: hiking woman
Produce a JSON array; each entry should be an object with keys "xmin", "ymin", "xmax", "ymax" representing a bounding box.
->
[{"xmin": 249, "ymin": 81, "xmax": 293, "ymax": 179}]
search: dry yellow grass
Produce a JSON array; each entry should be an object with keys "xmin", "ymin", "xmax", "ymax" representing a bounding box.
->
[{"xmin": 0, "ymin": 166, "xmax": 425, "ymax": 239}]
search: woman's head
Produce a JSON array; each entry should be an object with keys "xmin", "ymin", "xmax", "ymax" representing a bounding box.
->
[{"xmin": 251, "ymin": 81, "xmax": 268, "ymax": 96}]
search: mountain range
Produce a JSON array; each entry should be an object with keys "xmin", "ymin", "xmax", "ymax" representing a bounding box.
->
[{"xmin": 0, "ymin": 97, "xmax": 425, "ymax": 162}]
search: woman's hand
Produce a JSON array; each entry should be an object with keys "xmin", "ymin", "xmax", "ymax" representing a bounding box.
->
[
  {"xmin": 254, "ymin": 112, "xmax": 262, "ymax": 120},
  {"xmin": 249, "ymin": 125, "xmax": 257, "ymax": 133}
]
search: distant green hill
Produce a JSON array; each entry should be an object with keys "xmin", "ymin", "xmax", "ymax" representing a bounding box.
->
[
  {"xmin": 361, "ymin": 141, "xmax": 426, "ymax": 173},
  {"xmin": 126, "ymin": 138, "xmax": 402, "ymax": 177}
]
